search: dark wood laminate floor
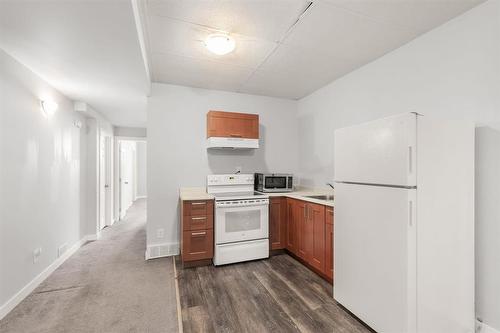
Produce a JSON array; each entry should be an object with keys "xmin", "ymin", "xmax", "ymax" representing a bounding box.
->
[{"xmin": 175, "ymin": 254, "xmax": 372, "ymax": 333}]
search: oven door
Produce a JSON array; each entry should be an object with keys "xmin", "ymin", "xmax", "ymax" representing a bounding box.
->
[{"xmin": 215, "ymin": 200, "xmax": 269, "ymax": 244}]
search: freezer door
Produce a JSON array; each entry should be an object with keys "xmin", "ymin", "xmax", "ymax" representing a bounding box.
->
[
  {"xmin": 334, "ymin": 182, "xmax": 417, "ymax": 333},
  {"xmin": 334, "ymin": 113, "xmax": 417, "ymax": 186}
]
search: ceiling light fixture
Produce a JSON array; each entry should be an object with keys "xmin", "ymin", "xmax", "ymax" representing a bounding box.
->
[
  {"xmin": 40, "ymin": 99, "xmax": 58, "ymax": 117},
  {"xmin": 205, "ymin": 33, "xmax": 235, "ymax": 55}
]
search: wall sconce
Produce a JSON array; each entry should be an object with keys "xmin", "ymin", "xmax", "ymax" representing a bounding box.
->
[{"xmin": 40, "ymin": 100, "xmax": 58, "ymax": 117}]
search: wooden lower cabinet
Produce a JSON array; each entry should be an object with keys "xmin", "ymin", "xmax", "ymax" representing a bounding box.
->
[
  {"xmin": 296, "ymin": 200, "xmax": 310, "ymax": 261},
  {"xmin": 269, "ymin": 197, "xmax": 287, "ymax": 250},
  {"xmin": 284, "ymin": 197, "xmax": 333, "ymax": 283},
  {"xmin": 182, "ymin": 229, "xmax": 214, "ymax": 261},
  {"xmin": 286, "ymin": 199, "xmax": 298, "ymax": 255},
  {"xmin": 325, "ymin": 207, "xmax": 334, "ymax": 281},
  {"xmin": 181, "ymin": 199, "xmax": 214, "ymax": 265},
  {"xmin": 310, "ymin": 203, "xmax": 326, "ymax": 272}
]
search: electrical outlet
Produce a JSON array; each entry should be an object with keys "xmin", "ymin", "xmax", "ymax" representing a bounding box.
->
[
  {"xmin": 33, "ymin": 247, "xmax": 42, "ymax": 264},
  {"xmin": 58, "ymin": 243, "xmax": 68, "ymax": 258},
  {"xmin": 157, "ymin": 228, "xmax": 164, "ymax": 239}
]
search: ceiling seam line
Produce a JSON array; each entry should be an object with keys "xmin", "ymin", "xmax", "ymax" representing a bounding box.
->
[
  {"xmin": 237, "ymin": 1, "xmax": 316, "ymax": 92},
  {"xmin": 318, "ymin": 1, "xmax": 418, "ymax": 31}
]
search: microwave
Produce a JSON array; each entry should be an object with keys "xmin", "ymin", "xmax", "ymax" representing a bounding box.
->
[{"xmin": 254, "ymin": 173, "xmax": 293, "ymax": 193}]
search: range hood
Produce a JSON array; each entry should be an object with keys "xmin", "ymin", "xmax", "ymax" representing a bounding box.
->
[
  {"xmin": 206, "ymin": 110, "xmax": 260, "ymax": 149},
  {"xmin": 206, "ymin": 137, "xmax": 259, "ymax": 149}
]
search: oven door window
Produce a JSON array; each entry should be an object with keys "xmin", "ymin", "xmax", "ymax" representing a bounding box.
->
[
  {"xmin": 225, "ymin": 209, "xmax": 261, "ymax": 233},
  {"xmin": 265, "ymin": 176, "xmax": 287, "ymax": 189},
  {"xmin": 216, "ymin": 205, "xmax": 268, "ymax": 244}
]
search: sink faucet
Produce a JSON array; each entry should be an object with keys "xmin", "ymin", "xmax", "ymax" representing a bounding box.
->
[{"xmin": 326, "ymin": 182, "xmax": 334, "ymax": 190}]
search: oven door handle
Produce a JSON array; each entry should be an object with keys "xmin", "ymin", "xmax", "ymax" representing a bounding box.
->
[{"xmin": 216, "ymin": 202, "xmax": 268, "ymax": 209}]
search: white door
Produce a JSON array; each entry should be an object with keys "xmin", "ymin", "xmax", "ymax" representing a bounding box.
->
[
  {"xmin": 334, "ymin": 182, "xmax": 416, "ymax": 333},
  {"xmin": 334, "ymin": 113, "xmax": 417, "ymax": 186},
  {"xmin": 104, "ymin": 136, "xmax": 112, "ymax": 225},
  {"xmin": 99, "ymin": 136, "xmax": 106, "ymax": 230},
  {"xmin": 120, "ymin": 143, "xmax": 133, "ymax": 219}
]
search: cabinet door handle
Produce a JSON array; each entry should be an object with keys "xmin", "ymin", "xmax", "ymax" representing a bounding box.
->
[
  {"xmin": 192, "ymin": 202, "xmax": 206, "ymax": 206},
  {"xmin": 229, "ymin": 134, "xmax": 242, "ymax": 138},
  {"xmin": 191, "ymin": 231, "xmax": 206, "ymax": 236},
  {"xmin": 191, "ymin": 216, "xmax": 207, "ymax": 220}
]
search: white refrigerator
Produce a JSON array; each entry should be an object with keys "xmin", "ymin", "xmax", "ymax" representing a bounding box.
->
[{"xmin": 333, "ymin": 113, "xmax": 475, "ymax": 333}]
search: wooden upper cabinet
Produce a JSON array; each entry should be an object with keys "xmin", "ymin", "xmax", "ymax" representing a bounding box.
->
[{"xmin": 207, "ymin": 111, "xmax": 259, "ymax": 139}]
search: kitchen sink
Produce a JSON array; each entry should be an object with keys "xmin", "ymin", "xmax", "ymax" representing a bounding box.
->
[{"xmin": 305, "ymin": 195, "xmax": 334, "ymax": 201}]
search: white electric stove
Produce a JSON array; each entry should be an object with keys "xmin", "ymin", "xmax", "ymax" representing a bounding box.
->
[{"xmin": 207, "ymin": 174, "xmax": 269, "ymax": 266}]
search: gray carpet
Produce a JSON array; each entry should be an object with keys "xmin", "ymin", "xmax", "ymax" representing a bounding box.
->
[{"xmin": 0, "ymin": 199, "xmax": 179, "ymax": 333}]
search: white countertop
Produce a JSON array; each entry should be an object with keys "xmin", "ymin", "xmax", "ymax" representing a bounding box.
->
[
  {"xmin": 179, "ymin": 187, "xmax": 215, "ymax": 201},
  {"xmin": 179, "ymin": 187, "xmax": 334, "ymax": 207},
  {"xmin": 271, "ymin": 189, "xmax": 334, "ymax": 207}
]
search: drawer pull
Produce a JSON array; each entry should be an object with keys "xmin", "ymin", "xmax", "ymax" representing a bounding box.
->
[
  {"xmin": 191, "ymin": 231, "xmax": 206, "ymax": 236},
  {"xmin": 192, "ymin": 202, "xmax": 206, "ymax": 206},
  {"xmin": 191, "ymin": 217, "xmax": 207, "ymax": 220}
]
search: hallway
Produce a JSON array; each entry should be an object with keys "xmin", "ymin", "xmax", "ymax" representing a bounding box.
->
[{"xmin": 0, "ymin": 200, "xmax": 179, "ymax": 333}]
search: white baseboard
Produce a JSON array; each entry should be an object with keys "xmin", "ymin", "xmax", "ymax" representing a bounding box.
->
[
  {"xmin": 477, "ymin": 320, "xmax": 500, "ymax": 333},
  {"xmin": 0, "ymin": 234, "xmax": 95, "ymax": 320},
  {"xmin": 146, "ymin": 242, "xmax": 179, "ymax": 260}
]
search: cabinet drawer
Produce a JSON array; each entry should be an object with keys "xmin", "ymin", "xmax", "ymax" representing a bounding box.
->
[
  {"xmin": 183, "ymin": 200, "xmax": 214, "ymax": 216},
  {"xmin": 183, "ymin": 214, "xmax": 213, "ymax": 231},
  {"xmin": 182, "ymin": 229, "xmax": 214, "ymax": 262}
]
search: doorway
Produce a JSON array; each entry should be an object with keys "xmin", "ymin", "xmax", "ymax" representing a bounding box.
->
[{"xmin": 117, "ymin": 139, "xmax": 147, "ymax": 220}]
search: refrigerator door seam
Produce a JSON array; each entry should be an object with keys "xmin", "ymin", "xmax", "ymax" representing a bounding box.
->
[{"xmin": 335, "ymin": 181, "xmax": 417, "ymax": 189}]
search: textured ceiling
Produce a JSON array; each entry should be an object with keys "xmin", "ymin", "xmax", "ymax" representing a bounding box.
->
[
  {"xmin": 0, "ymin": 0, "xmax": 487, "ymax": 126},
  {"xmin": 145, "ymin": 0, "xmax": 486, "ymax": 100}
]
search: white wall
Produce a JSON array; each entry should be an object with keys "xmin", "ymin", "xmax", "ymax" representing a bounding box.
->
[
  {"xmin": 114, "ymin": 126, "xmax": 146, "ymax": 138},
  {"xmin": 297, "ymin": 0, "xmax": 500, "ymax": 330},
  {"xmin": 136, "ymin": 141, "xmax": 147, "ymax": 198},
  {"xmin": 0, "ymin": 49, "xmax": 87, "ymax": 314},
  {"xmin": 147, "ymin": 83, "xmax": 298, "ymax": 256},
  {"xmin": 475, "ymin": 126, "xmax": 500, "ymax": 330},
  {"xmin": 86, "ymin": 118, "xmax": 98, "ymax": 234}
]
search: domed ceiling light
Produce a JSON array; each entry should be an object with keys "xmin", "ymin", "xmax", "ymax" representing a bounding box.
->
[{"xmin": 205, "ymin": 33, "xmax": 235, "ymax": 55}]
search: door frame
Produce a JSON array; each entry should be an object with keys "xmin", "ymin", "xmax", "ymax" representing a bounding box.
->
[
  {"xmin": 114, "ymin": 136, "xmax": 147, "ymax": 221},
  {"xmin": 98, "ymin": 133, "xmax": 113, "ymax": 230}
]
